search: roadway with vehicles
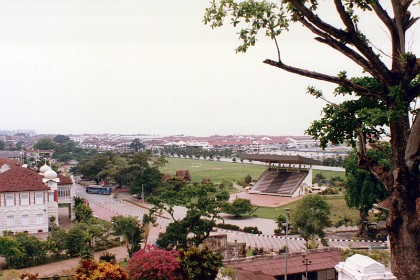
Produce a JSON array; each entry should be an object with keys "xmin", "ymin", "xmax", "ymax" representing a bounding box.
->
[{"xmin": 74, "ymin": 184, "xmax": 386, "ymax": 254}]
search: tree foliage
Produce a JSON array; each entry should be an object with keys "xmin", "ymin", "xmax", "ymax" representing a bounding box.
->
[
  {"xmin": 223, "ymin": 198, "xmax": 254, "ymax": 217},
  {"xmin": 344, "ymin": 146, "xmax": 389, "ymax": 235},
  {"xmin": 129, "ymin": 138, "xmax": 145, "ymax": 152},
  {"xmin": 75, "ymin": 203, "xmax": 94, "ymax": 223},
  {"xmin": 292, "ymin": 195, "xmax": 332, "ymax": 248},
  {"xmin": 111, "ymin": 215, "xmax": 144, "ymax": 256},
  {"xmin": 150, "ymin": 183, "xmax": 229, "ymax": 249},
  {"xmin": 178, "ymin": 246, "xmax": 223, "ymax": 280},
  {"xmin": 33, "ymin": 137, "xmax": 58, "ymax": 150},
  {"xmin": 204, "ymin": 1, "xmax": 420, "ymax": 278}
]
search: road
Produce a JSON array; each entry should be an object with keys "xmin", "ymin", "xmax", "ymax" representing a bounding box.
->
[{"xmin": 75, "ymin": 184, "xmax": 385, "ymax": 254}]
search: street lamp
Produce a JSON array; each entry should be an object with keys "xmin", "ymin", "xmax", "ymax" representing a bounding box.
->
[
  {"xmin": 302, "ymin": 253, "xmax": 312, "ymax": 280},
  {"xmin": 234, "ymin": 239, "xmax": 238, "ymax": 280},
  {"xmin": 284, "ymin": 208, "xmax": 291, "ymax": 280}
]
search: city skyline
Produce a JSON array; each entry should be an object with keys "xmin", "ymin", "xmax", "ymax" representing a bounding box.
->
[{"xmin": 1, "ymin": 1, "xmax": 419, "ymax": 136}]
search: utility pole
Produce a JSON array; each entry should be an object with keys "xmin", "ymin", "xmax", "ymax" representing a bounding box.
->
[{"xmin": 284, "ymin": 208, "xmax": 291, "ymax": 280}]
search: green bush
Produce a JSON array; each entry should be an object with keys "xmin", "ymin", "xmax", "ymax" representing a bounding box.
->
[
  {"xmin": 217, "ymin": 223, "xmax": 241, "ymax": 231},
  {"xmin": 243, "ymin": 226, "xmax": 262, "ymax": 234}
]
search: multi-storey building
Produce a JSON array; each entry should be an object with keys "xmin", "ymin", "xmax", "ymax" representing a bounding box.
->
[{"xmin": 0, "ymin": 159, "xmax": 74, "ymax": 235}]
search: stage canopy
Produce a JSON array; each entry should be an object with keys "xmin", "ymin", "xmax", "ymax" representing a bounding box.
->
[{"xmin": 240, "ymin": 153, "xmax": 321, "ymax": 166}]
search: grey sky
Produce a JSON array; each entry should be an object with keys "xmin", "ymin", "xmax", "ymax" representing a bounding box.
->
[{"xmin": 1, "ymin": 1, "xmax": 419, "ymax": 136}]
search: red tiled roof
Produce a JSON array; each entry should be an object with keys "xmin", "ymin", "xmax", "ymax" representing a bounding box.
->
[
  {"xmin": 0, "ymin": 158, "xmax": 23, "ymax": 168},
  {"xmin": 0, "ymin": 167, "xmax": 49, "ymax": 192},
  {"xmin": 58, "ymin": 174, "xmax": 73, "ymax": 185},
  {"xmin": 377, "ymin": 197, "xmax": 391, "ymax": 210},
  {"xmin": 228, "ymin": 250, "xmax": 341, "ymax": 278}
]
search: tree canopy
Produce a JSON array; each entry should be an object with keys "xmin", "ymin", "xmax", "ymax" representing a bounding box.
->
[
  {"xmin": 149, "ymin": 183, "xmax": 230, "ymax": 249},
  {"xmin": 223, "ymin": 198, "xmax": 254, "ymax": 217},
  {"xmin": 33, "ymin": 137, "xmax": 57, "ymax": 150},
  {"xmin": 292, "ymin": 195, "xmax": 332, "ymax": 249},
  {"xmin": 204, "ymin": 1, "xmax": 420, "ymax": 278},
  {"xmin": 344, "ymin": 145, "xmax": 390, "ymax": 236},
  {"xmin": 111, "ymin": 215, "xmax": 144, "ymax": 256}
]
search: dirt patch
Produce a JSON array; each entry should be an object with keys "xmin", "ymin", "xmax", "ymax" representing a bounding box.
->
[{"xmin": 230, "ymin": 192, "xmax": 303, "ymax": 207}]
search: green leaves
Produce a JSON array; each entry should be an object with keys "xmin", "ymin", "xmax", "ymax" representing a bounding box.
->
[
  {"xmin": 292, "ymin": 195, "xmax": 332, "ymax": 248},
  {"xmin": 152, "ymin": 183, "xmax": 230, "ymax": 249},
  {"xmin": 204, "ymin": 0, "xmax": 289, "ymax": 53}
]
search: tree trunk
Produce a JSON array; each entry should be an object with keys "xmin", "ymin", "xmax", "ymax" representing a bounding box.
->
[
  {"xmin": 357, "ymin": 212, "xmax": 367, "ymax": 237},
  {"xmin": 386, "ymin": 158, "xmax": 420, "ymax": 279},
  {"xmin": 388, "ymin": 189, "xmax": 420, "ymax": 279}
]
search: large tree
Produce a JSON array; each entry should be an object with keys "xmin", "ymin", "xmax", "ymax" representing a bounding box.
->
[
  {"xmin": 344, "ymin": 146, "xmax": 390, "ymax": 236},
  {"xmin": 204, "ymin": 1, "xmax": 420, "ymax": 278},
  {"xmin": 33, "ymin": 137, "xmax": 58, "ymax": 150},
  {"xmin": 149, "ymin": 183, "xmax": 230, "ymax": 249}
]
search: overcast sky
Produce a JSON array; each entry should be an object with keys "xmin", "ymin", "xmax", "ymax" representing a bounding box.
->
[{"xmin": 1, "ymin": 1, "xmax": 419, "ymax": 136}]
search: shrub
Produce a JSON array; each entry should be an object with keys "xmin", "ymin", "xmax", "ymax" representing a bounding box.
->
[
  {"xmin": 127, "ymin": 247, "xmax": 181, "ymax": 280},
  {"xmin": 216, "ymin": 223, "xmax": 241, "ymax": 231},
  {"xmin": 179, "ymin": 246, "xmax": 223, "ymax": 280},
  {"xmin": 74, "ymin": 259, "xmax": 128, "ymax": 280},
  {"xmin": 243, "ymin": 226, "xmax": 262, "ymax": 234},
  {"xmin": 99, "ymin": 252, "xmax": 116, "ymax": 263}
]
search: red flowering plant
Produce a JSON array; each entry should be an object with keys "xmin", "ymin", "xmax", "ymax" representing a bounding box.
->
[{"xmin": 127, "ymin": 245, "xmax": 182, "ymax": 280}]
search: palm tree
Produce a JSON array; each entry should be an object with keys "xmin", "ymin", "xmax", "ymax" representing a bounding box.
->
[{"xmin": 292, "ymin": 195, "xmax": 332, "ymax": 248}]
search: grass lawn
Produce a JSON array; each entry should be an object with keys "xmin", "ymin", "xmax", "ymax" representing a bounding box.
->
[
  {"xmin": 161, "ymin": 158, "xmax": 356, "ymax": 224},
  {"xmin": 161, "ymin": 157, "xmax": 347, "ymax": 183},
  {"xmin": 250, "ymin": 195, "xmax": 359, "ymax": 225},
  {"xmin": 312, "ymin": 169, "xmax": 346, "ymax": 180},
  {"xmin": 160, "ymin": 157, "xmax": 266, "ymax": 183}
]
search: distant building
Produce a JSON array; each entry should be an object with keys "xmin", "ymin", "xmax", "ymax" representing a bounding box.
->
[{"xmin": 0, "ymin": 151, "xmax": 24, "ymax": 161}]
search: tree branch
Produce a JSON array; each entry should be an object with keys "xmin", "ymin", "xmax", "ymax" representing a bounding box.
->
[
  {"xmin": 358, "ymin": 152, "xmax": 394, "ymax": 191},
  {"xmin": 370, "ymin": 0, "xmax": 395, "ymax": 33},
  {"xmin": 334, "ymin": 0, "xmax": 356, "ymax": 32},
  {"xmin": 294, "ymin": 14, "xmax": 384, "ymax": 84},
  {"xmin": 263, "ymin": 58, "xmax": 384, "ymax": 99},
  {"xmin": 288, "ymin": 0, "xmax": 393, "ymax": 84},
  {"xmin": 407, "ymin": 84, "xmax": 420, "ymax": 102}
]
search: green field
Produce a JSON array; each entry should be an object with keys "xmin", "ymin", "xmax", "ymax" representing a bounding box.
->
[
  {"xmin": 160, "ymin": 157, "xmax": 266, "ymax": 183},
  {"xmin": 250, "ymin": 195, "xmax": 359, "ymax": 224},
  {"xmin": 160, "ymin": 157, "xmax": 357, "ymax": 224},
  {"xmin": 312, "ymin": 169, "xmax": 346, "ymax": 180},
  {"xmin": 161, "ymin": 157, "xmax": 346, "ymax": 183}
]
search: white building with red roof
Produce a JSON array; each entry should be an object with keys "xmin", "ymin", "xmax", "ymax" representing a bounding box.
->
[{"xmin": 0, "ymin": 159, "xmax": 74, "ymax": 235}]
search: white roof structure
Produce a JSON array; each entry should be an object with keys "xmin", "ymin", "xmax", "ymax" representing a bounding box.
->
[{"xmin": 335, "ymin": 254, "xmax": 396, "ymax": 280}]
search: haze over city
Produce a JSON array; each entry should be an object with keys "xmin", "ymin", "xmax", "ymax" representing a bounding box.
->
[{"xmin": 1, "ymin": 1, "xmax": 419, "ymax": 136}]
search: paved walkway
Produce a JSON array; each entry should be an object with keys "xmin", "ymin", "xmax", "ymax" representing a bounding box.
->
[{"xmin": 16, "ymin": 246, "xmax": 129, "ymax": 277}]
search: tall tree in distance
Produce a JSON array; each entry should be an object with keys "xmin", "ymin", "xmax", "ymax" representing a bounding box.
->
[
  {"xmin": 129, "ymin": 138, "xmax": 145, "ymax": 153},
  {"xmin": 33, "ymin": 137, "xmax": 58, "ymax": 150},
  {"xmin": 204, "ymin": 1, "xmax": 420, "ymax": 278},
  {"xmin": 344, "ymin": 146, "xmax": 390, "ymax": 236}
]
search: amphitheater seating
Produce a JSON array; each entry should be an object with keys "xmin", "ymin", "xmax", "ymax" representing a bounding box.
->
[{"xmin": 250, "ymin": 170, "xmax": 308, "ymax": 196}]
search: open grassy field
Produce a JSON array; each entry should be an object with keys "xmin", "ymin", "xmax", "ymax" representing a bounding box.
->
[
  {"xmin": 312, "ymin": 169, "xmax": 346, "ymax": 180},
  {"xmin": 250, "ymin": 195, "xmax": 359, "ymax": 224},
  {"xmin": 161, "ymin": 157, "xmax": 346, "ymax": 183},
  {"xmin": 160, "ymin": 157, "xmax": 266, "ymax": 183},
  {"xmin": 161, "ymin": 158, "xmax": 357, "ymax": 224}
]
